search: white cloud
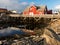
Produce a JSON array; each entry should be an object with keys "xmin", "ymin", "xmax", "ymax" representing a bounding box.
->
[
  {"xmin": 0, "ymin": 0, "xmax": 28, "ymax": 12},
  {"xmin": 54, "ymin": 5, "xmax": 60, "ymax": 9},
  {"xmin": 30, "ymin": 2, "xmax": 35, "ymax": 5},
  {"xmin": 0, "ymin": 0, "xmax": 19, "ymax": 10},
  {"xmin": 31, "ymin": 2, "xmax": 35, "ymax": 4},
  {"xmin": 29, "ymin": 2, "xmax": 35, "ymax": 6},
  {"xmin": 21, "ymin": 2, "xmax": 28, "ymax": 5}
]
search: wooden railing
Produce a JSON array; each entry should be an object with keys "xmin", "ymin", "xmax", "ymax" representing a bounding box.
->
[{"xmin": 8, "ymin": 14, "xmax": 60, "ymax": 18}]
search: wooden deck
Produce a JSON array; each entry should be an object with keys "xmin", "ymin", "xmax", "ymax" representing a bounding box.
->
[{"xmin": 8, "ymin": 14, "xmax": 60, "ymax": 18}]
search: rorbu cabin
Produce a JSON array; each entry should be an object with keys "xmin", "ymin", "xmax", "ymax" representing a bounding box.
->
[{"xmin": 23, "ymin": 5, "xmax": 52, "ymax": 16}]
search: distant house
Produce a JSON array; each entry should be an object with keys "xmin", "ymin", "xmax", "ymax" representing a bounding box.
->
[
  {"xmin": 0, "ymin": 8, "xmax": 7, "ymax": 13},
  {"xmin": 0, "ymin": 8, "xmax": 8, "ymax": 14},
  {"xmin": 47, "ymin": 10, "xmax": 52, "ymax": 14},
  {"xmin": 10, "ymin": 10, "xmax": 17, "ymax": 14},
  {"xmin": 53, "ymin": 10, "xmax": 60, "ymax": 15},
  {"xmin": 0, "ymin": 8, "xmax": 17, "ymax": 15},
  {"xmin": 0, "ymin": 8, "xmax": 8, "ymax": 16},
  {"xmin": 23, "ymin": 5, "xmax": 52, "ymax": 16}
]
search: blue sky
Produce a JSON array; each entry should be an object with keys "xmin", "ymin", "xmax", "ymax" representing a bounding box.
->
[
  {"xmin": 19, "ymin": 0, "xmax": 60, "ymax": 9},
  {"xmin": 0, "ymin": 0, "xmax": 60, "ymax": 12}
]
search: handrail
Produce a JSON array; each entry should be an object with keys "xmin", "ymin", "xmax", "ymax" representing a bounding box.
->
[{"xmin": 8, "ymin": 14, "xmax": 60, "ymax": 18}]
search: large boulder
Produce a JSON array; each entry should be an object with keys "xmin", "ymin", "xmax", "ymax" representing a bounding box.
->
[{"xmin": 41, "ymin": 28, "xmax": 60, "ymax": 45}]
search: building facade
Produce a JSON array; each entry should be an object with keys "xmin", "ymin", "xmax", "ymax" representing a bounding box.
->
[{"xmin": 23, "ymin": 5, "xmax": 52, "ymax": 16}]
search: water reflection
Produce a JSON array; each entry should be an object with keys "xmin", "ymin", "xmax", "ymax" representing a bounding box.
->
[{"xmin": 0, "ymin": 27, "xmax": 25, "ymax": 37}]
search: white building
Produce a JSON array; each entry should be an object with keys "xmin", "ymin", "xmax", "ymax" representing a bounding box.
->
[
  {"xmin": 10, "ymin": 10, "xmax": 17, "ymax": 13},
  {"xmin": 53, "ymin": 10, "xmax": 60, "ymax": 15}
]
